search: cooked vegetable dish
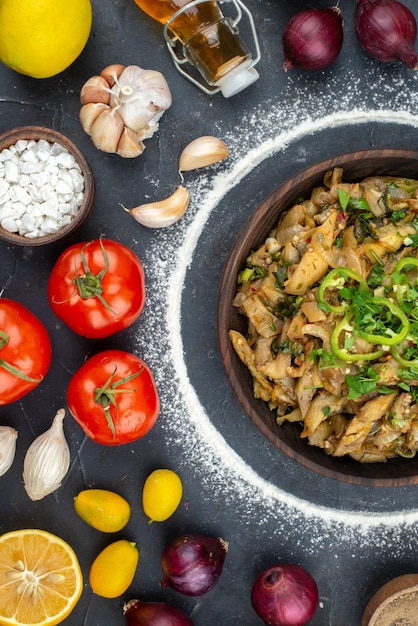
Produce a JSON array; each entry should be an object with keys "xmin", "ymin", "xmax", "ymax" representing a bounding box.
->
[{"xmin": 230, "ymin": 168, "xmax": 418, "ymax": 462}]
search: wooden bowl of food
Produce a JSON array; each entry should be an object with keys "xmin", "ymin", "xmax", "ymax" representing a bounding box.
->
[
  {"xmin": 362, "ymin": 574, "xmax": 418, "ymax": 625},
  {"xmin": 0, "ymin": 126, "xmax": 95, "ymax": 246},
  {"xmin": 217, "ymin": 148, "xmax": 418, "ymax": 486}
]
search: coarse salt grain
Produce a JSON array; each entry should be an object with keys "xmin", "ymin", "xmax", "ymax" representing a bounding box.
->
[{"xmin": 0, "ymin": 138, "xmax": 85, "ymax": 238}]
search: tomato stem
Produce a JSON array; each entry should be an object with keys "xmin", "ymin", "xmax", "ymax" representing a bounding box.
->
[
  {"xmin": 0, "ymin": 331, "xmax": 42, "ymax": 382},
  {"xmin": 74, "ymin": 238, "xmax": 118, "ymax": 315},
  {"xmin": 93, "ymin": 366, "xmax": 144, "ymax": 438}
]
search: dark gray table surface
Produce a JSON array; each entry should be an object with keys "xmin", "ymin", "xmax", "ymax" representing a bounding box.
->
[{"xmin": 2, "ymin": 0, "xmax": 418, "ymax": 624}]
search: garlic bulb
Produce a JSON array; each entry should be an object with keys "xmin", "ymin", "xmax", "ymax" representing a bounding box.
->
[
  {"xmin": 0, "ymin": 425, "xmax": 17, "ymax": 477},
  {"xmin": 179, "ymin": 136, "xmax": 229, "ymax": 172},
  {"xmin": 79, "ymin": 63, "xmax": 172, "ymax": 158},
  {"xmin": 122, "ymin": 186, "xmax": 190, "ymax": 228},
  {"xmin": 23, "ymin": 409, "xmax": 70, "ymax": 501}
]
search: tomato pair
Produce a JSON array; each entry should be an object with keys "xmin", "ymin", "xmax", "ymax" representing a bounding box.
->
[{"xmin": 48, "ymin": 238, "xmax": 159, "ymax": 443}]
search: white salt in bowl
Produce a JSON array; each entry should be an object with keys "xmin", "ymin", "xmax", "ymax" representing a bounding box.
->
[{"xmin": 0, "ymin": 126, "xmax": 95, "ymax": 246}]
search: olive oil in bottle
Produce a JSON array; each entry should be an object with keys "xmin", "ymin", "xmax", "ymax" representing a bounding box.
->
[{"xmin": 132, "ymin": 0, "xmax": 259, "ymax": 97}]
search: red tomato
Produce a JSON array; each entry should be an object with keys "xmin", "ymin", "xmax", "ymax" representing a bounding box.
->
[
  {"xmin": 47, "ymin": 238, "xmax": 145, "ymax": 338},
  {"xmin": 67, "ymin": 349, "xmax": 159, "ymax": 445},
  {"xmin": 0, "ymin": 299, "xmax": 52, "ymax": 405}
]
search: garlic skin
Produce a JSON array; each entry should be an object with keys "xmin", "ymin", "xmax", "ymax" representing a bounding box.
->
[
  {"xmin": 89, "ymin": 107, "xmax": 125, "ymax": 154},
  {"xmin": 23, "ymin": 409, "xmax": 70, "ymax": 501},
  {"xmin": 79, "ymin": 102, "xmax": 109, "ymax": 135},
  {"xmin": 0, "ymin": 426, "xmax": 17, "ymax": 477},
  {"xmin": 110, "ymin": 65, "xmax": 172, "ymax": 138},
  {"xmin": 122, "ymin": 186, "xmax": 190, "ymax": 228},
  {"xmin": 80, "ymin": 75, "xmax": 111, "ymax": 105},
  {"xmin": 117, "ymin": 127, "xmax": 145, "ymax": 159},
  {"xmin": 179, "ymin": 136, "xmax": 229, "ymax": 172},
  {"xmin": 100, "ymin": 63, "xmax": 125, "ymax": 88},
  {"xmin": 79, "ymin": 63, "xmax": 172, "ymax": 158}
]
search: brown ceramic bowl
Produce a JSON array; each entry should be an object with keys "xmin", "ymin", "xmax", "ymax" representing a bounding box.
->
[
  {"xmin": 217, "ymin": 148, "xmax": 418, "ymax": 487},
  {"xmin": 0, "ymin": 126, "xmax": 95, "ymax": 246},
  {"xmin": 362, "ymin": 574, "xmax": 418, "ymax": 625}
]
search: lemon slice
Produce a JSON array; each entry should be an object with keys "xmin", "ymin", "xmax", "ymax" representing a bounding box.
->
[{"xmin": 0, "ymin": 528, "xmax": 83, "ymax": 626}]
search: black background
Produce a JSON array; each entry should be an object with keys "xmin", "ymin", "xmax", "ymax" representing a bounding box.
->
[{"xmin": 3, "ymin": 0, "xmax": 418, "ymax": 624}]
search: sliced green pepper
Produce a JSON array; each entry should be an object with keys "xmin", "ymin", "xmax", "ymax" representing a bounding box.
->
[
  {"xmin": 391, "ymin": 256, "xmax": 418, "ymax": 304},
  {"xmin": 330, "ymin": 314, "xmax": 385, "ymax": 362},
  {"xmin": 317, "ymin": 267, "xmax": 367, "ymax": 314},
  {"xmin": 392, "ymin": 256, "xmax": 418, "ymax": 280},
  {"xmin": 355, "ymin": 296, "xmax": 410, "ymax": 346},
  {"xmin": 390, "ymin": 344, "xmax": 418, "ymax": 369}
]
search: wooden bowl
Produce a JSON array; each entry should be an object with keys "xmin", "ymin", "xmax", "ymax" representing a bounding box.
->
[
  {"xmin": 362, "ymin": 574, "xmax": 418, "ymax": 625},
  {"xmin": 0, "ymin": 126, "xmax": 95, "ymax": 246},
  {"xmin": 217, "ymin": 148, "xmax": 418, "ymax": 486}
]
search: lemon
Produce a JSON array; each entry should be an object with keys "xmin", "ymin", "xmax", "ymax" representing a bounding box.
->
[
  {"xmin": 89, "ymin": 539, "xmax": 139, "ymax": 599},
  {"xmin": 0, "ymin": 528, "xmax": 83, "ymax": 626},
  {"xmin": 0, "ymin": 0, "xmax": 92, "ymax": 78},
  {"xmin": 74, "ymin": 489, "xmax": 131, "ymax": 533},
  {"xmin": 142, "ymin": 468, "xmax": 183, "ymax": 522}
]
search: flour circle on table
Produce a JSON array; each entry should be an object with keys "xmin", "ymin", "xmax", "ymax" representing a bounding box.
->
[{"xmin": 134, "ymin": 108, "xmax": 418, "ymax": 542}]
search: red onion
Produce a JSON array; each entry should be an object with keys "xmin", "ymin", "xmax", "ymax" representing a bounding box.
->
[
  {"xmin": 160, "ymin": 534, "xmax": 228, "ymax": 596},
  {"xmin": 251, "ymin": 564, "xmax": 319, "ymax": 626},
  {"xmin": 282, "ymin": 7, "xmax": 343, "ymax": 71},
  {"xmin": 124, "ymin": 599, "xmax": 193, "ymax": 626},
  {"xmin": 356, "ymin": 0, "xmax": 418, "ymax": 68}
]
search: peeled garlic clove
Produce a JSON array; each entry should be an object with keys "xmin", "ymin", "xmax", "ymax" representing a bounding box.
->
[
  {"xmin": 117, "ymin": 127, "xmax": 145, "ymax": 158},
  {"xmin": 100, "ymin": 63, "xmax": 126, "ymax": 88},
  {"xmin": 23, "ymin": 408, "xmax": 70, "ymax": 501},
  {"xmin": 179, "ymin": 136, "xmax": 229, "ymax": 172},
  {"xmin": 123, "ymin": 185, "xmax": 190, "ymax": 228},
  {"xmin": 80, "ymin": 75, "xmax": 111, "ymax": 105},
  {"xmin": 90, "ymin": 107, "xmax": 124, "ymax": 153},
  {"xmin": 80, "ymin": 102, "xmax": 109, "ymax": 135},
  {"xmin": 0, "ymin": 425, "xmax": 17, "ymax": 477}
]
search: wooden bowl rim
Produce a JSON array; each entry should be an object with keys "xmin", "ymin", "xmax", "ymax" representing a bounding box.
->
[
  {"xmin": 217, "ymin": 148, "xmax": 418, "ymax": 487},
  {"xmin": 362, "ymin": 573, "xmax": 418, "ymax": 625},
  {"xmin": 0, "ymin": 126, "xmax": 95, "ymax": 246}
]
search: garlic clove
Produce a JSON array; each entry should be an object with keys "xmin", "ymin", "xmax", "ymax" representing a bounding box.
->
[
  {"xmin": 90, "ymin": 107, "xmax": 124, "ymax": 153},
  {"xmin": 179, "ymin": 136, "xmax": 229, "ymax": 172},
  {"xmin": 23, "ymin": 408, "xmax": 70, "ymax": 501},
  {"xmin": 0, "ymin": 425, "xmax": 17, "ymax": 477},
  {"xmin": 117, "ymin": 127, "xmax": 145, "ymax": 158},
  {"xmin": 80, "ymin": 75, "xmax": 111, "ymax": 105},
  {"xmin": 100, "ymin": 63, "xmax": 126, "ymax": 88},
  {"xmin": 122, "ymin": 185, "xmax": 190, "ymax": 228},
  {"xmin": 80, "ymin": 102, "xmax": 110, "ymax": 135}
]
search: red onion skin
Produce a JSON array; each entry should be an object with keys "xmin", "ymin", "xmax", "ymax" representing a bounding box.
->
[
  {"xmin": 251, "ymin": 564, "xmax": 319, "ymax": 626},
  {"xmin": 356, "ymin": 0, "xmax": 418, "ymax": 68},
  {"xmin": 124, "ymin": 599, "xmax": 193, "ymax": 626},
  {"xmin": 160, "ymin": 534, "xmax": 228, "ymax": 596},
  {"xmin": 282, "ymin": 7, "xmax": 343, "ymax": 71}
]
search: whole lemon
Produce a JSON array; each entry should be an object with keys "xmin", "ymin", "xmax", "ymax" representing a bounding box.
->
[
  {"xmin": 142, "ymin": 468, "xmax": 183, "ymax": 523},
  {"xmin": 0, "ymin": 0, "xmax": 92, "ymax": 78}
]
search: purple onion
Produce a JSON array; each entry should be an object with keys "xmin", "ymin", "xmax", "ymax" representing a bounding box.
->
[
  {"xmin": 356, "ymin": 0, "xmax": 418, "ymax": 68},
  {"xmin": 124, "ymin": 599, "xmax": 193, "ymax": 625},
  {"xmin": 251, "ymin": 564, "xmax": 319, "ymax": 626},
  {"xmin": 160, "ymin": 534, "xmax": 228, "ymax": 596},
  {"xmin": 282, "ymin": 6, "xmax": 343, "ymax": 71}
]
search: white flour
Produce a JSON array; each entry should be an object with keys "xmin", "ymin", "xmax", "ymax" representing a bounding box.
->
[{"xmin": 132, "ymin": 82, "xmax": 418, "ymax": 548}]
